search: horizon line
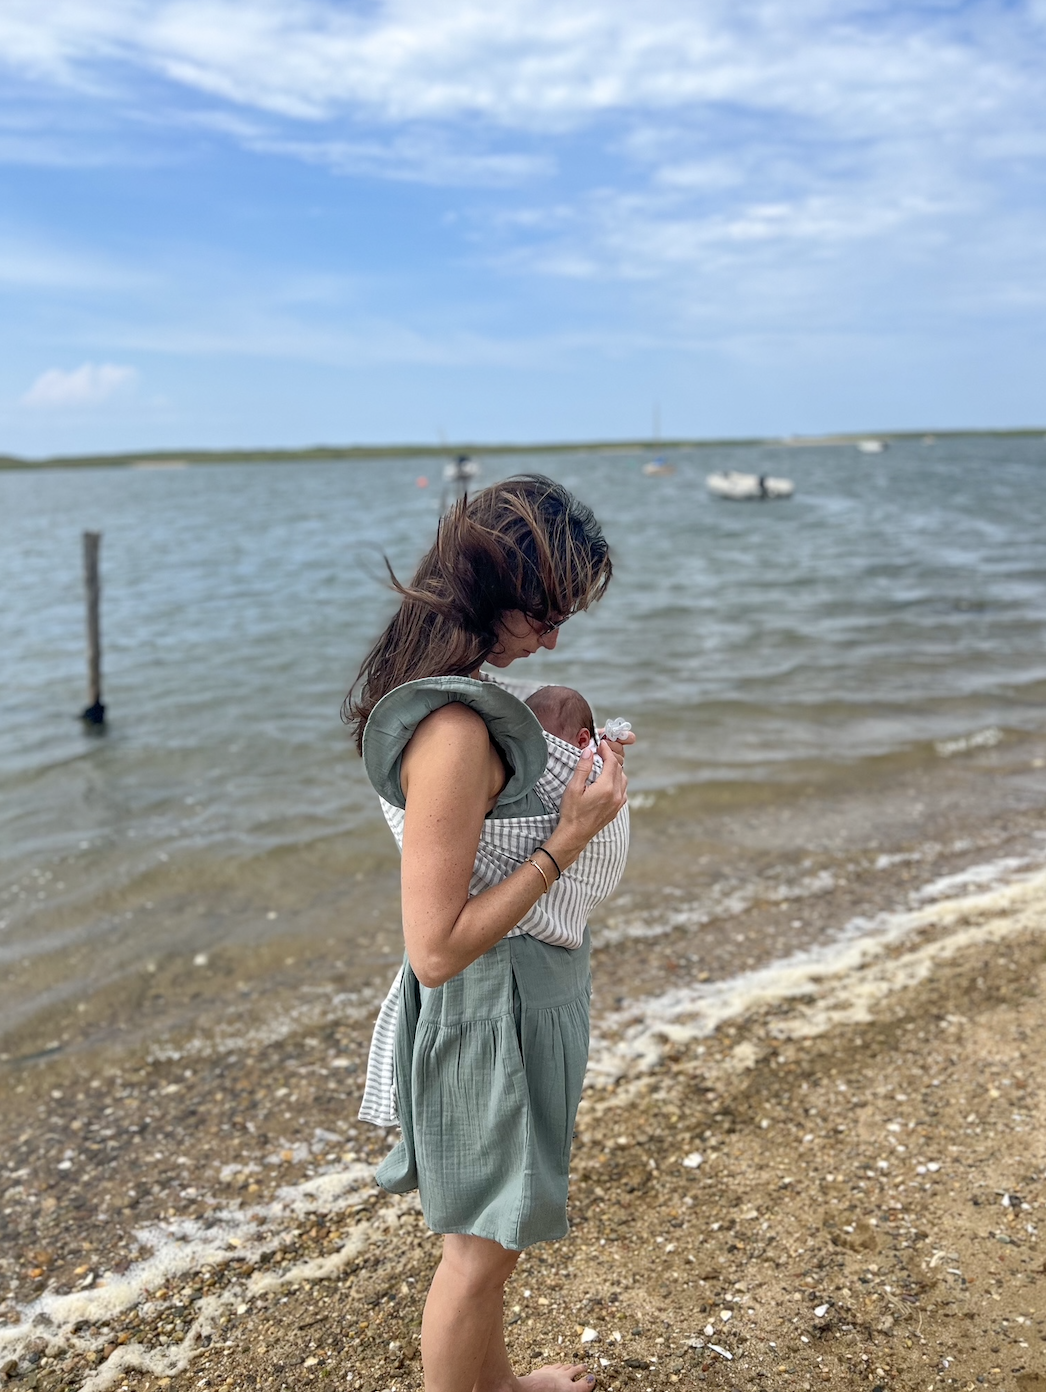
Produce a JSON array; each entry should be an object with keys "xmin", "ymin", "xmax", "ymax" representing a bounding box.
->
[{"xmin": 2, "ymin": 425, "xmax": 1044, "ymax": 470}]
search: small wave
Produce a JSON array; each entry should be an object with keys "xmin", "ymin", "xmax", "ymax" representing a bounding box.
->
[
  {"xmin": 909, "ymin": 856, "xmax": 1029, "ymax": 903},
  {"xmin": 873, "ymin": 850, "xmax": 923, "ymax": 870},
  {"xmin": 934, "ymin": 726, "xmax": 1003, "ymax": 757},
  {"xmin": 0, "ymin": 1160, "xmax": 413, "ymax": 1391},
  {"xmin": 4, "ymin": 852, "xmax": 1045, "ymax": 1382}
]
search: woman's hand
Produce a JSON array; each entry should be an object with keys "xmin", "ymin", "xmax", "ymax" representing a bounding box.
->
[
  {"xmin": 597, "ymin": 728, "xmax": 635, "ymax": 768},
  {"xmin": 398, "ymin": 704, "xmax": 625, "ymax": 988},
  {"xmin": 545, "ymin": 740, "xmax": 628, "ymax": 869},
  {"xmin": 398, "ymin": 708, "xmax": 630, "ymax": 988}
]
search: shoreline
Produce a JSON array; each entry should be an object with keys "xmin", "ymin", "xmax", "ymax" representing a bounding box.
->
[
  {"xmin": 5, "ymin": 718, "xmax": 1046, "ymax": 1072},
  {"xmin": 2, "ymin": 819, "xmax": 1045, "ymax": 1391},
  {"xmin": 2, "ymin": 428, "xmax": 1044, "ymax": 471}
]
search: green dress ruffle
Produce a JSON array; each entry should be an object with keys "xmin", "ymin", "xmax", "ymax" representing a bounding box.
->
[{"xmin": 362, "ymin": 674, "xmax": 549, "ymax": 817}]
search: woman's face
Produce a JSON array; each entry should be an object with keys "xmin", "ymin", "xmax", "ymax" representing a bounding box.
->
[{"xmin": 487, "ymin": 610, "xmax": 562, "ymax": 667}]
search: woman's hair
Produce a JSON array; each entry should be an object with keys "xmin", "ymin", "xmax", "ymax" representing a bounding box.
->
[{"xmin": 343, "ymin": 474, "xmax": 612, "ymax": 752}]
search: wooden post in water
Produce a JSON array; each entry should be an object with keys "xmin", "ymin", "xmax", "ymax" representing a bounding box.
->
[{"xmin": 81, "ymin": 530, "xmax": 105, "ymax": 727}]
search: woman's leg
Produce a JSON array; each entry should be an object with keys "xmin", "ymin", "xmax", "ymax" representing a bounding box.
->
[
  {"xmin": 472, "ymin": 1302, "xmax": 594, "ymax": 1392},
  {"xmin": 421, "ymin": 1235, "xmax": 517, "ymax": 1392},
  {"xmin": 421, "ymin": 1235, "xmax": 593, "ymax": 1392}
]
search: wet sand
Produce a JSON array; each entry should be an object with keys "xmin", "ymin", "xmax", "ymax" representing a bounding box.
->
[
  {"xmin": 2, "ymin": 746, "xmax": 1046, "ymax": 1392},
  {"xmin": 7, "ymin": 725, "xmax": 1046, "ymax": 1068}
]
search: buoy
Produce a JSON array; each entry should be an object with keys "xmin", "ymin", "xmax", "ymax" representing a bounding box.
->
[{"xmin": 416, "ymin": 476, "xmax": 429, "ymax": 488}]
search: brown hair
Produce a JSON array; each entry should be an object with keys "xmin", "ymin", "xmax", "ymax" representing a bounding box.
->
[
  {"xmin": 524, "ymin": 686, "xmax": 595, "ymax": 746},
  {"xmin": 343, "ymin": 474, "xmax": 612, "ymax": 752}
]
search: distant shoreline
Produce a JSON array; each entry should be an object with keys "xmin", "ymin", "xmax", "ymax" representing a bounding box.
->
[{"xmin": 1, "ymin": 426, "xmax": 1043, "ymax": 471}]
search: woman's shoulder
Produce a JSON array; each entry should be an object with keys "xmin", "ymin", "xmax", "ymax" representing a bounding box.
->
[
  {"xmin": 403, "ymin": 696, "xmax": 488, "ymax": 750},
  {"xmin": 362, "ymin": 675, "xmax": 547, "ymax": 810}
]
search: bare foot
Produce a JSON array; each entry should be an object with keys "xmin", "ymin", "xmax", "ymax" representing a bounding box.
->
[
  {"xmin": 516, "ymin": 1364, "xmax": 595, "ymax": 1392},
  {"xmin": 477, "ymin": 1359, "xmax": 594, "ymax": 1392}
]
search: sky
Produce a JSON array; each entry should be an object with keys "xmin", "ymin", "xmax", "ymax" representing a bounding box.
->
[{"xmin": 1, "ymin": 1, "xmax": 1045, "ymax": 456}]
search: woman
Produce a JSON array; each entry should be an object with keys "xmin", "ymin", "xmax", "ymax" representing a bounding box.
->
[{"xmin": 346, "ymin": 475, "xmax": 630, "ymax": 1392}]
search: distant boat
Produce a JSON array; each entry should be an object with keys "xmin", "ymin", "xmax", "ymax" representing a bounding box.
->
[
  {"xmin": 707, "ymin": 471, "xmax": 794, "ymax": 501},
  {"xmin": 642, "ymin": 459, "xmax": 675, "ymax": 477},
  {"xmin": 440, "ymin": 453, "xmax": 481, "ymax": 510},
  {"xmin": 442, "ymin": 453, "xmax": 480, "ymax": 485},
  {"xmin": 856, "ymin": 439, "xmax": 887, "ymax": 454}
]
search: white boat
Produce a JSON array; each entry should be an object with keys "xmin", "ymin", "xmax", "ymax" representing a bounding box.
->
[
  {"xmin": 440, "ymin": 453, "xmax": 481, "ymax": 510},
  {"xmin": 706, "ymin": 470, "xmax": 795, "ymax": 501},
  {"xmin": 442, "ymin": 454, "xmax": 481, "ymax": 483},
  {"xmin": 642, "ymin": 460, "xmax": 675, "ymax": 477},
  {"xmin": 856, "ymin": 439, "xmax": 887, "ymax": 454}
]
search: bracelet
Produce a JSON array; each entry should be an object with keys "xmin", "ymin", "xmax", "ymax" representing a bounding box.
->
[
  {"xmin": 534, "ymin": 846, "xmax": 562, "ymax": 880},
  {"xmin": 524, "ymin": 857, "xmax": 551, "ymax": 893}
]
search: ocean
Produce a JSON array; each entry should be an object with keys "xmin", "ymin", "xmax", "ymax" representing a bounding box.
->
[{"xmin": 3, "ymin": 436, "xmax": 1046, "ymax": 1042}]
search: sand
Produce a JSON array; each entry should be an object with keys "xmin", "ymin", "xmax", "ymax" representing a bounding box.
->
[{"xmin": 2, "ymin": 831, "xmax": 1045, "ymax": 1392}]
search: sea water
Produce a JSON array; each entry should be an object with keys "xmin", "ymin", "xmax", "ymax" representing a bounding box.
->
[{"xmin": 2, "ymin": 436, "xmax": 1045, "ymax": 1032}]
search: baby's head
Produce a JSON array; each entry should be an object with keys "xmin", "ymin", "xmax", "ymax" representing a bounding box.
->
[{"xmin": 525, "ymin": 685, "xmax": 595, "ymax": 750}]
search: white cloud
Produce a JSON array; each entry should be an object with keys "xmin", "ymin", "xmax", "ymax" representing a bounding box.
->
[
  {"xmin": 0, "ymin": 0, "xmax": 1039, "ymax": 133},
  {"xmin": 0, "ymin": 0, "xmax": 1041, "ymax": 252},
  {"xmin": 22, "ymin": 362, "xmax": 137, "ymax": 407},
  {"xmin": 251, "ymin": 133, "xmax": 552, "ymax": 187},
  {"xmin": 0, "ymin": 0, "xmax": 1040, "ymax": 276},
  {"xmin": 491, "ymin": 171, "xmax": 955, "ymax": 279},
  {"xmin": 0, "ymin": 0, "xmax": 1043, "ymax": 380}
]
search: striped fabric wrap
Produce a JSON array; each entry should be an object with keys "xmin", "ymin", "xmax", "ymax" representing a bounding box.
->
[{"xmin": 359, "ymin": 730, "xmax": 630, "ymax": 1128}]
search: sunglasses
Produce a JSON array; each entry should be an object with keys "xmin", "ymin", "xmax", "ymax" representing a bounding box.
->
[{"xmin": 529, "ymin": 614, "xmax": 568, "ymax": 638}]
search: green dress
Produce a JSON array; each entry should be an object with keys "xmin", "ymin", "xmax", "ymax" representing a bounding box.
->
[{"xmin": 362, "ymin": 677, "xmax": 591, "ymax": 1250}]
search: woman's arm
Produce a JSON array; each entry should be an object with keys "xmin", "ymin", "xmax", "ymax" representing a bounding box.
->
[{"xmin": 399, "ymin": 704, "xmax": 627, "ymax": 988}]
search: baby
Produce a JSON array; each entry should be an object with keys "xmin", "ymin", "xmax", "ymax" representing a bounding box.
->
[
  {"xmin": 525, "ymin": 685, "xmax": 633, "ymax": 750},
  {"xmin": 524, "ymin": 684, "xmax": 596, "ymax": 749}
]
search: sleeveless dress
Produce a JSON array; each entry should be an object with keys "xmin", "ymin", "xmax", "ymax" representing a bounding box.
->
[{"xmin": 359, "ymin": 675, "xmax": 629, "ymax": 1250}]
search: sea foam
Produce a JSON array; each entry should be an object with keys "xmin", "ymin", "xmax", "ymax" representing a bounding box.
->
[
  {"xmin": 4, "ymin": 851, "xmax": 1044, "ymax": 1383},
  {"xmin": 587, "ymin": 853, "xmax": 1046, "ymax": 1086}
]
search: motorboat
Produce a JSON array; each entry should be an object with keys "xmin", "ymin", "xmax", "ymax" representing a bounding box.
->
[
  {"xmin": 442, "ymin": 454, "xmax": 480, "ymax": 484},
  {"xmin": 706, "ymin": 470, "xmax": 795, "ymax": 501},
  {"xmin": 856, "ymin": 439, "xmax": 887, "ymax": 454},
  {"xmin": 440, "ymin": 453, "xmax": 481, "ymax": 510}
]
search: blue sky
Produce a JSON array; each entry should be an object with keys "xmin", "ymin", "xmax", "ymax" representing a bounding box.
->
[{"xmin": 1, "ymin": 0, "xmax": 1044, "ymax": 455}]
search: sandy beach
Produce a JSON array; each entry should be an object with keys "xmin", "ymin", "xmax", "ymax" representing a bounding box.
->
[
  {"xmin": 3, "ymin": 9, "xmax": 1046, "ymax": 1383},
  {"xmin": 3, "ymin": 757, "xmax": 1045, "ymax": 1392}
]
